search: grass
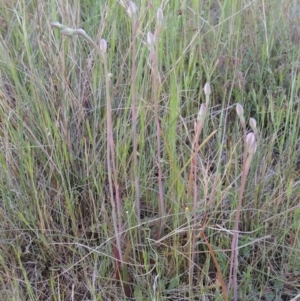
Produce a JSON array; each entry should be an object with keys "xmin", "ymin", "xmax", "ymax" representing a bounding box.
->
[{"xmin": 0, "ymin": 0, "xmax": 300, "ymax": 300}]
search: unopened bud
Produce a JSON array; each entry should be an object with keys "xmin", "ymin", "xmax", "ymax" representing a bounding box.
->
[
  {"xmin": 204, "ymin": 83, "xmax": 211, "ymax": 96},
  {"xmin": 157, "ymin": 7, "xmax": 164, "ymax": 25},
  {"xmin": 51, "ymin": 21, "xmax": 65, "ymax": 30},
  {"xmin": 246, "ymin": 132, "xmax": 257, "ymax": 155},
  {"xmin": 250, "ymin": 117, "xmax": 258, "ymax": 137},
  {"xmin": 60, "ymin": 27, "xmax": 77, "ymax": 36},
  {"xmin": 248, "ymin": 140, "xmax": 257, "ymax": 155},
  {"xmin": 197, "ymin": 103, "xmax": 207, "ymax": 123},
  {"xmin": 127, "ymin": 1, "xmax": 137, "ymax": 18},
  {"xmin": 236, "ymin": 103, "xmax": 244, "ymax": 117},
  {"xmin": 236, "ymin": 103, "xmax": 245, "ymax": 126},
  {"xmin": 147, "ymin": 31, "xmax": 155, "ymax": 46},
  {"xmin": 76, "ymin": 28, "xmax": 87, "ymax": 36},
  {"xmin": 250, "ymin": 118, "xmax": 256, "ymax": 129},
  {"xmin": 100, "ymin": 39, "xmax": 107, "ymax": 53}
]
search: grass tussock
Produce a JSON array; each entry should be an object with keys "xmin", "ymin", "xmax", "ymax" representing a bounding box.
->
[{"xmin": 0, "ymin": 0, "xmax": 300, "ymax": 300}]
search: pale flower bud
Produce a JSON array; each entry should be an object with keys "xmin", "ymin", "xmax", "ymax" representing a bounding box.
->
[
  {"xmin": 246, "ymin": 132, "xmax": 255, "ymax": 145},
  {"xmin": 60, "ymin": 28, "xmax": 77, "ymax": 36},
  {"xmin": 246, "ymin": 132, "xmax": 257, "ymax": 155},
  {"xmin": 204, "ymin": 83, "xmax": 211, "ymax": 96},
  {"xmin": 147, "ymin": 31, "xmax": 155, "ymax": 46},
  {"xmin": 157, "ymin": 7, "xmax": 164, "ymax": 25},
  {"xmin": 250, "ymin": 117, "xmax": 258, "ymax": 137},
  {"xmin": 250, "ymin": 118, "xmax": 256, "ymax": 129},
  {"xmin": 197, "ymin": 103, "xmax": 207, "ymax": 122},
  {"xmin": 51, "ymin": 21, "xmax": 65, "ymax": 30},
  {"xmin": 127, "ymin": 1, "xmax": 137, "ymax": 18},
  {"xmin": 76, "ymin": 28, "xmax": 87, "ymax": 36},
  {"xmin": 236, "ymin": 103, "xmax": 245, "ymax": 126},
  {"xmin": 236, "ymin": 103, "xmax": 244, "ymax": 117},
  {"xmin": 100, "ymin": 39, "xmax": 107, "ymax": 53},
  {"xmin": 248, "ymin": 140, "xmax": 257, "ymax": 155}
]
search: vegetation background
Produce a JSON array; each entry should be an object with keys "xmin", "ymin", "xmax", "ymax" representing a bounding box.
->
[{"xmin": 0, "ymin": 0, "xmax": 299, "ymax": 300}]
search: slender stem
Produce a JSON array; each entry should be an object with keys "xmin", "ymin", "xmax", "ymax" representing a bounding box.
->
[
  {"xmin": 153, "ymin": 49, "xmax": 164, "ymax": 240},
  {"xmin": 148, "ymin": 27, "xmax": 164, "ymax": 240},
  {"xmin": 155, "ymin": 15, "xmax": 167, "ymax": 242},
  {"xmin": 102, "ymin": 51, "xmax": 123, "ymax": 265},
  {"xmin": 52, "ymin": 22, "xmax": 125, "ymax": 279},
  {"xmin": 228, "ymin": 125, "xmax": 248, "ymax": 299},
  {"xmin": 131, "ymin": 18, "xmax": 141, "ymax": 244},
  {"xmin": 75, "ymin": 29, "xmax": 124, "ymax": 265},
  {"xmin": 188, "ymin": 118, "xmax": 204, "ymax": 285}
]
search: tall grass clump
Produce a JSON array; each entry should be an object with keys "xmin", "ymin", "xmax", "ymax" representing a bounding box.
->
[{"xmin": 0, "ymin": 0, "xmax": 299, "ymax": 300}]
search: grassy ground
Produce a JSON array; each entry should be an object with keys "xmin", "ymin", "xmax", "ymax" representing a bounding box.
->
[{"xmin": 0, "ymin": 0, "xmax": 299, "ymax": 300}]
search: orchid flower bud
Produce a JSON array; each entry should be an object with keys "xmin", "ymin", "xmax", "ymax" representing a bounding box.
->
[
  {"xmin": 249, "ymin": 117, "xmax": 256, "ymax": 129},
  {"xmin": 127, "ymin": 1, "xmax": 137, "ymax": 18},
  {"xmin": 157, "ymin": 7, "xmax": 164, "ymax": 26},
  {"xmin": 60, "ymin": 28, "xmax": 77, "ymax": 36},
  {"xmin": 51, "ymin": 21, "xmax": 65, "ymax": 30},
  {"xmin": 236, "ymin": 103, "xmax": 244, "ymax": 117},
  {"xmin": 246, "ymin": 132, "xmax": 257, "ymax": 155},
  {"xmin": 147, "ymin": 31, "xmax": 155, "ymax": 46},
  {"xmin": 76, "ymin": 28, "xmax": 87, "ymax": 36},
  {"xmin": 100, "ymin": 39, "xmax": 107, "ymax": 53},
  {"xmin": 197, "ymin": 103, "xmax": 207, "ymax": 123},
  {"xmin": 250, "ymin": 117, "xmax": 259, "ymax": 137},
  {"xmin": 204, "ymin": 83, "xmax": 211, "ymax": 96},
  {"xmin": 236, "ymin": 103, "xmax": 245, "ymax": 126}
]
